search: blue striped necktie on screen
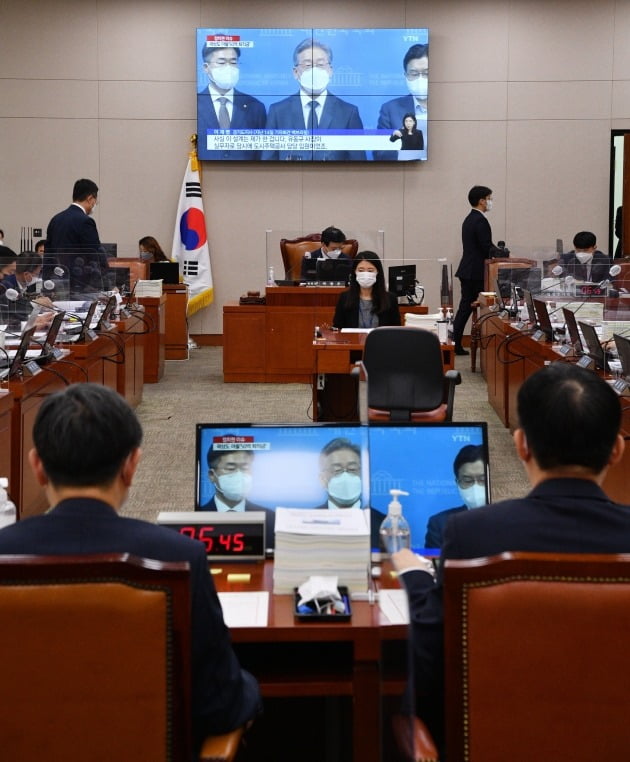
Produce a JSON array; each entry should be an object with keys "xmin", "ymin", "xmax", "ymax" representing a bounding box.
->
[
  {"xmin": 307, "ymin": 100, "xmax": 319, "ymax": 130},
  {"xmin": 218, "ymin": 97, "xmax": 230, "ymax": 128}
]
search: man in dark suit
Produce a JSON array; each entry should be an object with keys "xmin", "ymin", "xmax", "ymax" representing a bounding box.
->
[
  {"xmin": 374, "ymin": 43, "xmax": 428, "ymax": 161},
  {"xmin": 452, "ymin": 185, "xmax": 494, "ymax": 355},
  {"xmin": 197, "ymin": 44, "xmax": 266, "ymax": 161},
  {"xmin": 262, "ymin": 38, "xmax": 365, "ymax": 161},
  {"xmin": 46, "ymin": 178, "xmax": 109, "ymax": 294},
  {"xmin": 199, "ymin": 442, "xmax": 276, "ymax": 548},
  {"xmin": 314, "ymin": 436, "xmax": 384, "ymax": 548},
  {"xmin": 0, "ymin": 384, "xmax": 261, "ymax": 752},
  {"xmin": 561, "ymin": 231, "xmax": 612, "ymax": 283},
  {"xmin": 393, "ymin": 363, "xmax": 629, "ymax": 753},
  {"xmin": 424, "ymin": 444, "xmax": 487, "ymax": 549},
  {"xmin": 300, "ymin": 225, "xmax": 350, "ymax": 280}
]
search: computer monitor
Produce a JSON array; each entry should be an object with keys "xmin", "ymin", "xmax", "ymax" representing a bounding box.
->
[
  {"xmin": 388, "ymin": 265, "xmax": 416, "ymax": 299},
  {"xmin": 94, "ymin": 296, "xmax": 118, "ymax": 331},
  {"xmin": 532, "ymin": 298, "xmax": 554, "ymax": 341},
  {"xmin": 0, "ymin": 326, "xmax": 37, "ymax": 380},
  {"xmin": 37, "ymin": 311, "xmax": 66, "ymax": 363},
  {"xmin": 562, "ymin": 307, "xmax": 583, "ymax": 353},
  {"xmin": 101, "ymin": 243, "xmax": 118, "ymax": 258},
  {"xmin": 578, "ymin": 321, "xmax": 607, "ymax": 370},
  {"xmin": 522, "ymin": 289, "xmax": 537, "ymax": 325},
  {"xmin": 149, "ymin": 261, "xmax": 180, "ymax": 284},
  {"xmin": 613, "ymin": 333, "xmax": 630, "ymax": 378},
  {"xmin": 315, "ymin": 257, "xmax": 351, "ymax": 284},
  {"xmin": 109, "ymin": 266, "xmax": 131, "ymax": 293},
  {"xmin": 195, "ymin": 421, "xmax": 490, "ymax": 554}
]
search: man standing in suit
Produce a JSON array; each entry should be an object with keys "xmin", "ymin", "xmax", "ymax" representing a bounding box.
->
[
  {"xmin": 374, "ymin": 43, "xmax": 428, "ymax": 161},
  {"xmin": 393, "ymin": 362, "xmax": 629, "ymax": 752},
  {"xmin": 199, "ymin": 441, "xmax": 276, "ymax": 548},
  {"xmin": 452, "ymin": 185, "xmax": 494, "ymax": 355},
  {"xmin": 46, "ymin": 178, "xmax": 109, "ymax": 293},
  {"xmin": 197, "ymin": 43, "xmax": 266, "ymax": 161},
  {"xmin": 262, "ymin": 38, "xmax": 365, "ymax": 161},
  {"xmin": 424, "ymin": 444, "xmax": 487, "ymax": 549},
  {"xmin": 0, "ymin": 384, "xmax": 261, "ymax": 752}
]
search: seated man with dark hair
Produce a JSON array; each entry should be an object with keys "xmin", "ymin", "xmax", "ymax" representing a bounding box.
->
[
  {"xmin": 393, "ymin": 363, "xmax": 630, "ymax": 754},
  {"xmin": 424, "ymin": 444, "xmax": 487, "ymax": 549},
  {"xmin": 0, "ymin": 383, "xmax": 261, "ymax": 753},
  {"xmin": 301, "ymin": 226, "xmax": 350, "ymax": 281},
  {"xmin": 561, "ymin": 230, "xmax": 611, "ymax": 282}
]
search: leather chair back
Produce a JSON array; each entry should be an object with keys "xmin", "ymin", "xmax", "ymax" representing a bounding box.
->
[{"xmin": 280, "ymin": 234, "xmax": 359, "ymax": 280}]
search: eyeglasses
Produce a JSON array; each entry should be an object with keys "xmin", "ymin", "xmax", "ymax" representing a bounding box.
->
[
  {"xmin": 296, "ymin": 60, "xmax": 330, "ymax": 71},
  {"xmin": 458, "ymin": 476, "xmax": 486, "ymax": 488},
  {"xmin": 327, "ymin": 465, "xmax": 361, "ymax": 477},
  {"xmin": 406, "ymin": 69, "xmax": 429, "ymax": 80}
]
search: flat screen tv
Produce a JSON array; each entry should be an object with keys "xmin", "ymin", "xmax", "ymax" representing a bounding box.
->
[
  {"xmin": 194, "ymin": 421, "xmax": 489, "ymax": 554},
  {"xmin": 196, "ymin": 27, "xmax": 429, "ymax": 162}
]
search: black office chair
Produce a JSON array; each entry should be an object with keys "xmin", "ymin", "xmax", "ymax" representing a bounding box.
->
[{"xmin": 362, "ymin": 327, "xmax": 461, "ymax": 421}]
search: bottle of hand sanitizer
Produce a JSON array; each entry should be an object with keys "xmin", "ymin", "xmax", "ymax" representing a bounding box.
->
[{"xmin": 379, "ymin": 489, "xmax": 411, "ymax": 554}]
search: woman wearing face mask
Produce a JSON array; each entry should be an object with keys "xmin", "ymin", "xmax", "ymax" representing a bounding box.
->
[
  {"xmin": 424, "ymin": 445, "xmax": 487, "ymax": 550},
  {"xmin": 389, "ymin": 112, "xmax": 424, "ymax": 151},
  {"xmin": 332, "ymin": 250, "xmax": 401, "ymax": 329},
  {"xmin": 138, "ymin": 236, "xmax": 170, "ymax": 263}
]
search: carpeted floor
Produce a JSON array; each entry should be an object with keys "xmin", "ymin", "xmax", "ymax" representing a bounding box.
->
[{"xmin": 123, "ymin": 347, "xmax": 530, "ymax": 521}]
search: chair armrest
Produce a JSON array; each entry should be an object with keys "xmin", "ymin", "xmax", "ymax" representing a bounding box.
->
[
  {"xmin": 445, "ymin": 369, "xmax": 461, "ymax": 386},
  {"xmin": 443, "ymin": 369, "xmax": 461, "ymax": 422},
  {"xmin": 198, "ymin": 726, "xmax": 245, "ymax": 762},
  {"xmin": 391, "ymin": 713, "xmax": 439, "ymax": 762}
]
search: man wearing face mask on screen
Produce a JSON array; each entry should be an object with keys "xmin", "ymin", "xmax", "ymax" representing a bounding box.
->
[
  {"xmin": 262, "ymin": 38, "xmax": 365, "ymax": 161},
  {"xmin": 315, "ymin": 438, "xmax": 385, "ymax": 548},
  {"xmin": 200, "ymin": 443, "xmax": 276, "ymax": 548},
  {"xmin": 374, "ymin": 43, "xmax": 428, "ymax": 161},
  {"xmin": 197, "ymin": 44, "xmax": 267, "ymax": 161},
  {"xmin": 424, "ymin": 445, "xmax": 487, "ymax": 550}
]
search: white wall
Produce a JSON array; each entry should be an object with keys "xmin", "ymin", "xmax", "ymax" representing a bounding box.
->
[{"xmin": 1, "ymin": 0, "xmax": 630, "ymax": 334}]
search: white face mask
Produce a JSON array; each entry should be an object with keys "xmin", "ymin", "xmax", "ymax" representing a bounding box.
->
[
  {"xmin": 299, "ymin": 67, "xmax": 330, "ymax": 95},
  {"xmin": 216, "ymin": 472, "xmax": 252, "ymax": 502},
  {"xmin": 576, "ymin": 251, "xmax": 593, "ymax": 264},
  {"xmin": 327, "ymin": 472, "xmax": 362, "ymax": 507},
  {"xmin": 458, "ymin": 483, "xmax": 486, "ymax": 510},
  {"xmin": 485, "ymin": 199, "xmax": 493, "ymax": 212},
  {"xmin": 356, "ymin": 272, "xmax": 377, "ymax": 289},
  {"xmin": 406, "ymin": 76, "xmax": 428, "ymax": 98},
  {"xmin": 324, "ymin": 247, "xmax": 342, "ymax": 260},
  {"xmin": 210, "ymin": 64, "xmax": 239, "ymax": 91}
]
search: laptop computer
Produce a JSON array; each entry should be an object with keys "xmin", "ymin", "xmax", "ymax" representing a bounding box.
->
[{"xmin": 149, "ymin": 261, "xmax": 180, "ymax": 284}]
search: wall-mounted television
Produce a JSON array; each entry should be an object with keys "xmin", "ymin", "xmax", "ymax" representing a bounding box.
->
[{"xmin": 196, "ymin": 27, "xmax": 429, "ymax": 162}]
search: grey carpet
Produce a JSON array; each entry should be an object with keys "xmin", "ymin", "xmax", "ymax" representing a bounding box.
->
[{"xmin": 123, "ymin": 347, "xmax": 530, "ymax": 521}]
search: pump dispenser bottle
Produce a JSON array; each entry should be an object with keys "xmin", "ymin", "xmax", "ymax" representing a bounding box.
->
[{"xmin": 379, "ymin": 489, "xmax": 411, "ymax": 554}]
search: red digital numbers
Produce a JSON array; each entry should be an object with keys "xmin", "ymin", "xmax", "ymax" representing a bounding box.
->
[
  {"xmin": 178, "ymin": 526, "xmax": 246, "ymax": 554},
  {"xmin": 198, "ymin": 526, "xmax": 215, "ymax": 552}
]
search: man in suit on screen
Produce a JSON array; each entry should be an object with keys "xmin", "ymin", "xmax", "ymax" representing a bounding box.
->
[
  {"xmin": 262, "ymin": 38, "xmax": 365, "ymax": 161},
  {"xmin": 374, "ymin": 43, "xmax": 428, "ymax": 161},
  {"xmin": 197, "ymin": 43, "xmax": 266, "ymax": 161},
  {"xmin": 0, "ymin": 383, "xmax": 261, "ymax": 753}
]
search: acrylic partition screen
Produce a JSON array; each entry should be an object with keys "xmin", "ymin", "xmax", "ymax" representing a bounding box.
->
[
  {"xmin": 196, "ymin": 28, "xmax": 429, "ymax": 162},
  {"xmin": 195, "ymin": 422, "xmax": 489, "ymax": 553}
]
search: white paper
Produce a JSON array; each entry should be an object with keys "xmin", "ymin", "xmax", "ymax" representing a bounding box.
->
[
  {"xmin": 378, "ymin": 589, "xmax": 409, "ymax": 625},
  {"xmin": 218, "ymin": 591, "xmax": 269, "ymax": 628},
  {"xmin": 274, "ymin": 507, "xmax": 369, "ymax": 536}
]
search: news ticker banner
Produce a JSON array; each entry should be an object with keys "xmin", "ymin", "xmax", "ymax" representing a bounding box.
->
[{"xmin": 203, "ymin": 128, "xmax": 414, "ymax": 153}]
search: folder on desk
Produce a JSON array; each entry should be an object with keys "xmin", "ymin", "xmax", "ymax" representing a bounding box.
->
[{"xmin": 272, "ymin": 508, "xmax": 370, "ymax": 595}]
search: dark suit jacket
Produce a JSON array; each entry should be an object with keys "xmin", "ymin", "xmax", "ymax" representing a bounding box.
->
[
  {"xmin": 262, "ymin": 93, "xmax": 365, "ymax": 161},
  {"xmin": 561, "ymin": 250, "xmax": 611, "ymax": 282},
  {"xmin": 332, "ymin": 289, "xmax": 401, "ymax": 329},
  {"xmin": 197, "ymin": 89, "xmax": 267, "ymax": 161},
  {"xmin": 199, "ymin": 496, "xmax": 276, "ymax": 549},
  {"xmin": 455, "ymin": 209, "xmax": 493, "ymax": 281},
  {"xmin": 390, "ymin": 130, "xmax": 424, "ymax": 151},
  {"xmin": 424, "ymin": 505, "xmax": 467, "ymax": 549},
  {"xmin": 300, "ymin": 249, "xmax": 352, "ymax": 281},
  {"xmin": 314, "ymin": 503, "xmax": 385, "ymax": 549},
  {"xmin": 0, "ymin": 498, "xmax": 261, "ymax": 748},
  {"xmin": 374, "ymin": 95, "xmax": 427, "ymax": 161},
  {"xmin": 400, "ymin": 479, "xmax": 630, "ymax": 746}
]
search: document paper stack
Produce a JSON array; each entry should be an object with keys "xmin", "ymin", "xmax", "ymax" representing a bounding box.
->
[
  {"xmin": 273, "ymin": 507, "xmax": 371, "ymax": 595},
  {"xmin": 134, "ymin": 279, "xmax": 163, "ymax": 297}
]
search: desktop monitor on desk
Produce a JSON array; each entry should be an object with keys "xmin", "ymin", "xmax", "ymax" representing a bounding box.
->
[
  {"xmin": 532, "ymin": 298, "xmax": 554, "ymax": 341},
  {"xmin": 562, "ymin": 307, "xmax": 584, "ymax": 354},
  {"xmin": 315, "ymin": 257, "xmax": 352, "ymax": 284},
  {"xmin": 388, "ymin": 265, "xmax": 416, "ymax": 299},
  {"xmin": 578, "ymin": 321, "xmax": 608, "ymax": 370},
  {"xmin": 195, "ymin": 421, "xmax": 490, "ymax": 554}
]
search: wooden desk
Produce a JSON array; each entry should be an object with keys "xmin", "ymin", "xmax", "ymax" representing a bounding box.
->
[
  {"xmin": 479, "ymin": 314, "xmax": 630, "ymax": 502},
  {"xmin": 211, "ymin": 560, "xmax": 406, "ymax": 762},
  {"xmin": 115, "ymin": 311, "xmax": 145, "ymax": 407},
  {"xmin": 223, "ymin": 288, "xmax": 429, "ymax": 383},
  {"xmin": 137, "ymin": 295, "xmax": 166, "ymax": 383},
  {"xmin": 164, "ymin": 284, "xmax": 188, "ymax": 360},
  {"xmin": 313, "ymin": 329, "xmax": 456, "ymax": 422}
]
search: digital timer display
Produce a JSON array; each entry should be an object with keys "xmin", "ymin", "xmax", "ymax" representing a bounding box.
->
[
  {"xmin": 156, "ymin": 512, "xmax": 266, "ymax": 560},
  {"xmin": 576, "ymin": 284, "xmax": 604, "ymax": 297}
]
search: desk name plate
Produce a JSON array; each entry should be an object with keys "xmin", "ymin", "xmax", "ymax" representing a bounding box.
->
[{"xmin": 157, "ymin": 511, "xmax": 266, "ymax": 560}]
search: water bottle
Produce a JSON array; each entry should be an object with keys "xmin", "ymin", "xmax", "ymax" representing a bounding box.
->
[
  {"xmin": 0, "ymin": 477, "xmax": 17, "ymax": 528},
  {"xmin": 267, "ymin": 266, "xmax": 275, "ymax": 286},
  {"xmin": 379, "ymin": 489, "xmax": 411, "ymax": 554}
]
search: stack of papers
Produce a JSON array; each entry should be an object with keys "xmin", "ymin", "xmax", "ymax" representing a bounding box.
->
[
  {"xmin": 404, "ymin": 312, "xmax": 441, "ymax": 334},
  {"xmin": 135, "ymin": 279, "xmax": 163, "ymax": 297},
  {"xmin": 273, "ymin": 508, "xmax": 371, "ymax": 595}
]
